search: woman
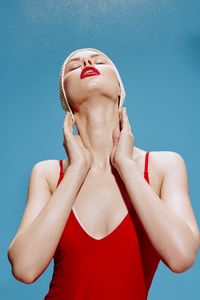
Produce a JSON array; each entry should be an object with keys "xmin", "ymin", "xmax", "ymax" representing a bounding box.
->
[{"xmin": 8, "ymin": 48, "xmax": 200, "ymax": 299}]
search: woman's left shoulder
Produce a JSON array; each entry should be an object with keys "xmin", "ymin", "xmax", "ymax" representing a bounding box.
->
[
  {"xmin": 150, "ymin": 150, "xmax": 186, "ymax": 168},
  {"xmin": 134, "ymin": 147, "xmax": 186, "ymax": 178},
  {"xmin": 136, "ymin": 148, "xmax": 186, "ymax": 183},
  {"xmin": 148, "ymin": 151, "xmax": 188, "ymax": 186},
  {"xmin": 135, "ymin": 147, "xmax": 184, "ymax": 165}
]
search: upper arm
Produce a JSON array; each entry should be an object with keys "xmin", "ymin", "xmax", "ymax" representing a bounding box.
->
[
  {"xmin": 8, "ymin": 161, "xmax": 52, "ymax": 248},
  {"xmin": 160, "ymin": 151, "xmax": 200, "ymax": 246}
]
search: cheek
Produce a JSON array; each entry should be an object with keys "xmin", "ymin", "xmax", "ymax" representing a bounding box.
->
[
  {"xmin": 63, "ymin": 74, "xmax": 79, "ymax": 97},
  {"xmin": 110, "ymin": 69, "xmax": 118, "ymax": 81},
  {"xmin": 103, "ymin": 66, "xmax": 118, "ymax": 81},
  {"xmin": 103, "ymin": 68, "xmax": 120, "ymax": 89},
  {"xmin": 63, "ymin": 77, "xmax": 69, "ymax": 97}
]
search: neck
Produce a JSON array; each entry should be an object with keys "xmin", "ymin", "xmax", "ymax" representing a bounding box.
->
[{"xmin": 74, "ymin": 103, "xmax": 121, "ymax": 173}]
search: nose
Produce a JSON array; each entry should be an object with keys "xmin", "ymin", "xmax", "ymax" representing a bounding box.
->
[{"xmin": 81, "ymin": 56, "xmax": 94, "ymax": 68}]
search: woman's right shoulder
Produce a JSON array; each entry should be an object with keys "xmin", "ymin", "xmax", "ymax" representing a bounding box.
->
[
  {"xmin": 31, "ymin": 159, "xmax": 69, "ymax": 194},
  {"xmin": 32, "ymin": 159, "xmax": 60, "ymax": 173}
]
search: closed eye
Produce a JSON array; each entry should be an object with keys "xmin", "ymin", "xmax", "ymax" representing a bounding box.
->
[
  {"xmin": 71, "ymin": 66, "xmax": 80, "ymax": 70},
  {"xmin": 71, "ymin": 62, "xmax": 104, "ymax": 71}
]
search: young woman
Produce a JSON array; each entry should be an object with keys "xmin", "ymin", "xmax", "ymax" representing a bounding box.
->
[{"xmin": 8, "ymin": 48, "xmax": 200, "ymax": 299}]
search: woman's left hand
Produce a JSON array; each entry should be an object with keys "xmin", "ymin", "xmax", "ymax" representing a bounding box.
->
[{"xmin": 110, "ymin": 107, "xmax": 135, "ymax": 172}]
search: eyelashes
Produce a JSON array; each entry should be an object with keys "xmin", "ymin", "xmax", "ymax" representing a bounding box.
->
[
  {"xmin": 71, "ymin": 66, "xmax": 79, "ymax": 70},
  {"xmin": 71, "ymin": 62, "xmax": 105, "ymax": 71}
]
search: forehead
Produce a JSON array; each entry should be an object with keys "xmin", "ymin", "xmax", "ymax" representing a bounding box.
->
[{"xmin": 68, "ymin": 50, "xmax": 107, "ymax": 61}]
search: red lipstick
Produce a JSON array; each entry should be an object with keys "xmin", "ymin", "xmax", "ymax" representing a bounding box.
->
[{"xmin": 80, "ymin": 66, "xmax": 101, "ymax": 79}]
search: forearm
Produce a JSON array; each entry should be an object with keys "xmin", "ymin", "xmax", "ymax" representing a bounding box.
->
[
  {"xmin": 9, "ymin": 164, "xmax": 88, "ymax": 283},
  {"xmin": 118, "ymin": 160, "xmax": 197, "ymax": 272}
]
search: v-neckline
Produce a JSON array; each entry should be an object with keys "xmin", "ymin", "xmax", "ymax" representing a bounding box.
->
[
  {"xmin": 59, "ymin": 151, "xmax": 150, "ymax": 242},
  {"xmin": 71, "ymin": 206, "xmax": 129, "ymax": 242}
]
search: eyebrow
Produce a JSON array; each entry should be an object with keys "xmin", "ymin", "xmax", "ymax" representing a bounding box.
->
[{"xmin": 67, "ymin": 53, "xmax": 103, "ymax": 64}]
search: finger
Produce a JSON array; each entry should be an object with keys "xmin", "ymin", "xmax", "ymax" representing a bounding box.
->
[
  {"xmin": 67, "ymin": 112, "xmax": 73, "ymax": 134},
  {"xmin": 71, "ymin": 112, "xmax": 75, "ymax": 126},
  {"xmin": 113, "ymin": 127, "xmax": 120, "ymax": 147},
  {"xmin": 121, "ymin": 107, "xmax": 129, "ymax": 132},
  {"xmin": 63, "ymin": 112, "xmax": 71, "ymax": 136},
  {"xmin": 122, "ymin": 108, "xmax": 132, "ymax": 134},
  {"xmin": 63, "ymin": 113, "xmax": 68, "ymax": 129},
  {"xmin": 75, "ymin": 135, "xmax": 84, "ymax": 148},
  {"xmin": 69, "ymin": 112, "xmax": 76, "ymax": 133}
]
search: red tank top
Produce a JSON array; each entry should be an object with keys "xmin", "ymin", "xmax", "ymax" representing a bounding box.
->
[{"xmin": 44, "ymin": 151, "xmax": 161, "ymax": 299}]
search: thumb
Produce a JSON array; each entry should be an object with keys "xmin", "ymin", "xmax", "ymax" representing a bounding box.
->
[
  {"xmin": 112, "ymin": 127, "xmax": 120, "ymax": 147},
  {"xmin": 75, "ymin": 135, "xmax": 84, "ymax": 148}
]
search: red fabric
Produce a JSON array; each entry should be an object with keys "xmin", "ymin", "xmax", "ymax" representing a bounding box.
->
[{"xmin": 44, "ymin": 152, "xmax": 161, "ymax": 299}]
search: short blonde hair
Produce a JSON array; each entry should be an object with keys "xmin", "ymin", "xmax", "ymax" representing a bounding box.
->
[{"xmin": 59, "ymin": 48, "xmax": 126, "ymax": 117}]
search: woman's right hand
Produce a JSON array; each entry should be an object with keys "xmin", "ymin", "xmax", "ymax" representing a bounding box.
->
[{"xmin": 62, "ymin": 112, "xmax": 92, "ymax": 171}]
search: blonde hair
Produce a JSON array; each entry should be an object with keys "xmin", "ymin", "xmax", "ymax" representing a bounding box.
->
[{"xmin": 59, "ymin": 48, "xmax": 126, "ymax": 118}]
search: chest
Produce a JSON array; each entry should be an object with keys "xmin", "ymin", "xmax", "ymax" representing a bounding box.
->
[
  {"xmin": 59, "ymin": 166, "xmax": 161, "ymax": 241},
  {"xmin": 48, "ymin": 152, "xmax": 163, "ymax": 241},
  {"xmin": 72, "ymin": 171, "xmax": 129, "ymax": 240}
]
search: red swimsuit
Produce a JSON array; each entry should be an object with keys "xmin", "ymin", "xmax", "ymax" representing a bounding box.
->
[{"xmin": 44, "ymin": 151, "xmax": 161, "ymax": 299}]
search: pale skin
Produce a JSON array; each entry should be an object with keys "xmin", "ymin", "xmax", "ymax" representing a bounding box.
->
[{"xmin": 7, "ymin": 50, "xmax": 200, "ymax": 284}]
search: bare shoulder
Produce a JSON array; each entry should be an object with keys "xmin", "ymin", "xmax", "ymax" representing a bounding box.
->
[
  {"xmin": 33, "ymin": 159, "xmax": 64, "ymax": 194},
  {"xmin": 154, "ymin": 150, "xmax": 185, "ymax": 162},
  {"xmin": 151, "ymin": 150, "xmax": 186, "ymax": 173},
  {"xmin": 134, "ymin": 148, "xmax": 182, "ymax": 175},
  {"xmin": 135, "ymin": 148, "xmax": 185, "ymax": 197},
  {"xmin": 150, "ymin": 150, "xmax": 188, "ymax": 193},
  {"xmin": 32, "ymin": 159, "xmax": 59, "ymax": 175},
  {"xmin": 154, "ymin": 150, "xmax": 190, "ymax": 197},
  {"xmin": 146, "ymin": 150, "xmax": 186, "ymax": 179}
]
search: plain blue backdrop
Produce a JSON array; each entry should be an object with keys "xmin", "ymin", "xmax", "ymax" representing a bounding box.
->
[{"xmin": 1, "ymin": 1, "xmax": 200, "ymax": 299}]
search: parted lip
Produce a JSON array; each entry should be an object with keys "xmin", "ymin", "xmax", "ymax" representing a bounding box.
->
[{"xmin": 80, "ymin": 66, "xmax": 100, "ymax": 79}]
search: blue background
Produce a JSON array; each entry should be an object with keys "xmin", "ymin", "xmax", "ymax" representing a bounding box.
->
[{"xmin": 1, "ymin": 1, "xmax": 200, "ymax": 299}]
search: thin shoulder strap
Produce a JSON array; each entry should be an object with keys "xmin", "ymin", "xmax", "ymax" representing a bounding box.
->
[
  {"xmin": 59, "ymin": 159, "xmax": 64, "ymax": 174},
  {"xmin": 144, "ymin": 152, "xmax": 150, "ymax": 184},
  {"xmin": 144, "ymin": 152, "xmax": 149, "ymax": 174}
]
